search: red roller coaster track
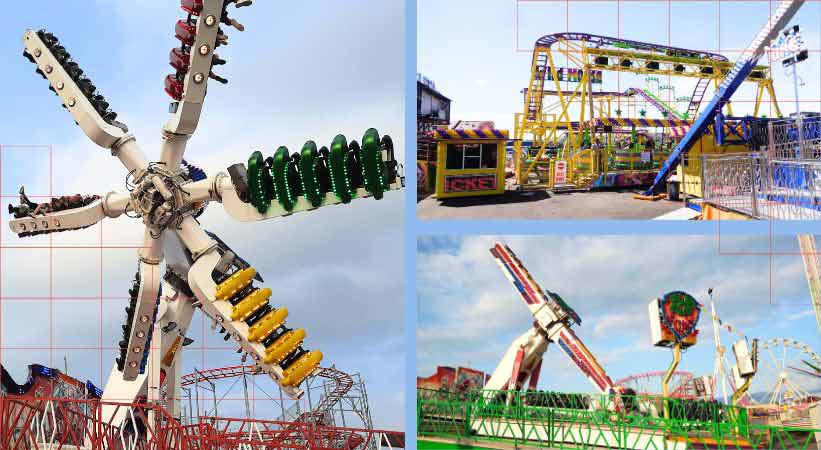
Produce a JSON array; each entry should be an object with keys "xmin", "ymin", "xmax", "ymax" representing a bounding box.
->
[
  {"xmin": 181, "ymin": 365, "xmax": 355, "ymax": 425},
  {"xmin": 615, "ymin": 371, "xmax": 698, "ymax": 399}
]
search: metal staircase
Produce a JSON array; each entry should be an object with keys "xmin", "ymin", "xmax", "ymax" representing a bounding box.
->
[
  {"xmin": 526, "ymin": 50, "xmax": 550, "ymax": 120},
  {"xmin": 686, "ymin": 78, "xmax": 711, "ymax": 119},
  {"xmin": 645, "ymin": 0, "xmax": 805, "ymax": 195}
]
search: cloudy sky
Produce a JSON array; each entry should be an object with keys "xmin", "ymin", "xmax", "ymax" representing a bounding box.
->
[
  {"xmin": 419, "ymin": 0, "xmax": 820, "ymax": 130},
  {"xmin": 0, "ymin": 1, "xmax": 405, "ymax": 429},
  {"xmin": 418, "ymin": 235, "xmax": 821, "ymax": 402}
]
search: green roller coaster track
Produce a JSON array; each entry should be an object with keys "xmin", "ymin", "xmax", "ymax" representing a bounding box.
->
[{"xmin": 418, "ymin": 389, "xmax": 821, "ymax": 450}]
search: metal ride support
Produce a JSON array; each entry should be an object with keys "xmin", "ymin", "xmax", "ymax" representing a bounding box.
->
[
  {"xmin": 515, "ymin": 32, "xmax": 780, "ymax": 190},
  {"xmin": 646, "ymin": 0, "xmax": 805, "ymax": 194},
  {"xmin": 176, "ymin": 364, "xmax": 384, "ymax": 449},
  {"xmin": 662, "ymin": 343, "xmax": 681, "ymax": 420}
]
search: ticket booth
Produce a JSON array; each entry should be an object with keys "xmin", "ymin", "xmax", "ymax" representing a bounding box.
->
[{"xmin": 434, "ymin": 128, "xmax": 508, "ymax": 199}]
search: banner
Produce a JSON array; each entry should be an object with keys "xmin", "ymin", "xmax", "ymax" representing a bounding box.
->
[{"xmin": 546, "ymin": 67, "xmax": 603, "ymax": 84}]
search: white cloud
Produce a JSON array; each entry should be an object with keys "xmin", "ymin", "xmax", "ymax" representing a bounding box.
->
[{"xmin": 418, "ymin": 235, "xmax": 820, "ymax": 397}]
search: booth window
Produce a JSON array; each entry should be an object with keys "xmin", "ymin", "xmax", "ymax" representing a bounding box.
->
[{"xmin": 445, "ymin": 143, "xmax": 498, "ymax": 170}]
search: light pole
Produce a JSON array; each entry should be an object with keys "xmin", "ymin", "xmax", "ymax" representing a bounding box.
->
[{"xmin": 775, "ymin": 25, "xmax": 808, "ymax": 117}]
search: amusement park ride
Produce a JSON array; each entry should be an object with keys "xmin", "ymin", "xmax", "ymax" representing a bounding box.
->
[
  {"xmin": 425, "ymin": 240, "xmax": 821, "ymax": 448},
  {"xmin": 2, "ymin": 0, "xmax": 403, "ymax": 448},
  {"xmin": 485, "ymin": 242, "xmax": 617, "ymax": 403},
  {"xmin": 509, "ymin": 0, "xmax": 807, "ymax": 198}
]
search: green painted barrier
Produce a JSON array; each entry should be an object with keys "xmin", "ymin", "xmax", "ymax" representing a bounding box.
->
[{"xmin": 418, "ymin": 388, "xmax": 820, "ymax": 450}]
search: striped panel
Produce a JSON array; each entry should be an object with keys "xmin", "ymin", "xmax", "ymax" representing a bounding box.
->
[
  {"xmin": 433, "ymin": 128, "xmax": 510, "ymax": 140},
  {"xmin": 596, "ymin": 118, "xmax": 692, "ymax": 128},
  {"xmin": 670, "ymin": 126, "xmax": 690, "ymax": 138},
  {"xmin": 490, "ymin": 243, "xmax": 544, "ymax": 306},
  {"xmin": 556, "ymin": 328, "xmax": 614, "ymax": 393}
]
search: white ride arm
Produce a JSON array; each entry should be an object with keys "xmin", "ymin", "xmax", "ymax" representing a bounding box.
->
[
  {"xmin": 114, "ymin": 231, "xmax": 165, "ymax": 382},
  {"xmin": 175, "ymin": 220, "xmax": 320, "ymax": 399},
  {"xmin": 8, "ymin": 191, "xmax": 131, "ymax": 237},
  {"xmin": 101, "ymin": 275, "xmax": 197, "ymax": 427},
  {"xmin": 490, "ymin": 242, "xmax": 617, "ymax": 395},
  {"xmin": 182, "ymin": 173, "xmax": 403, "ymax": 222},
  {"xmin": 163, "ymin": 0, "xmax": 250, "ymax": 137},
  {"xmin": 179, "ymin": 132, "xmax": 403, "ymax": 222},
  {"xmin": 484, "ymin": 327, "xmax": 549, "ymax": 395},
  {"xmin": 22, "ymin": 30, "xmax": 148, "ymax": 175}
]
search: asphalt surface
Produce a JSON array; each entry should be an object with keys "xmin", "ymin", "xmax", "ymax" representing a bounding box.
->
[{"xmin": 416, "ymin": 190, "xmax": 684, "ymax": 220}]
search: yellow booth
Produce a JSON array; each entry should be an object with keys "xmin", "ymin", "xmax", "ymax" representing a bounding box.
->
[{"xmin": 433, "ymin": 128, "xmax": 508, "ymax": 199}]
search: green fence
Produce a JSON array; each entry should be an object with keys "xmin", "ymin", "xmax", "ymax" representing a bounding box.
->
[{"xmin": 418, "ymin": 388, "xmax": 820, "ymax": 450}]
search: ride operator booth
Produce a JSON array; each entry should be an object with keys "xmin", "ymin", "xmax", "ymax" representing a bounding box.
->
[{"xmin": 433, "ymin": 128, "xmax": 508, "ymax": 199}]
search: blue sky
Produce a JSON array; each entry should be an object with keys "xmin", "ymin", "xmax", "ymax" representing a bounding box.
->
[
  {"xmin": 0, "ymin": 1, "xmax": 405, "ymax": 429},
  {"xmin": 418, "ymin": 0, "xmax": 820, "ymax": 130},
  {"xmin": 417, "ymin": 235, "xmax": 821, "ymax": 401}
]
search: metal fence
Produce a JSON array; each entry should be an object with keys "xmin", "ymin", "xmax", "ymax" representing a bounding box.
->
[
  {"xmin": 768, "ymin": 116, "xmax": 821, "ymax": 160},
  {"xmin": 701, "ymin": 154, "xmax": 821, "ymax": 220},
  {"xmin": 418, "ymin": 388, "xmax": 821, "ymax": 450},
  {"xmin": 0, "ymin": 395, "xmax": 399, "ymax": 450}
]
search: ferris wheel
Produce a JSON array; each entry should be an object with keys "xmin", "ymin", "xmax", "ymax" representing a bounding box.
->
[{"xmin": 744, "ymin": 338, "xmax": 821, "ymax": 407}]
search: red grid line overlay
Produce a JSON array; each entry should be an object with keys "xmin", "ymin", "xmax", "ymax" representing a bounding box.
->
[
  {"xmin": 715, "ymin": 219, "xmax": 819, "ymax": 309},
  {"xmin": 0, "ymin": 143, "xmax": 150, "ymax": 402}
]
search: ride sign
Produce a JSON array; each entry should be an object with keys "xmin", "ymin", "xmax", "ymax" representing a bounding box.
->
[
  {"xmin": 659, "ymin": 291, "xmax": 701, "ymax": 344},
  {"xmin": 443, "ymin": 174, "xmax": 498, "ymax": 193},
  {"xmin": 554, "ymin": 160, "xmax": 568, "ymax": 185}
]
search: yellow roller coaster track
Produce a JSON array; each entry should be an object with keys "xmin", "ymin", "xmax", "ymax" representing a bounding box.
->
[{"xmin": 515, "ymin": 34, "xmax": 781, "ymax": 187}]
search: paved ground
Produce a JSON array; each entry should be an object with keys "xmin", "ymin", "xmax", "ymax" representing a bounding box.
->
[{"xmin": 417, "ymin": 190, "xmax": 684, "ymax": 220}]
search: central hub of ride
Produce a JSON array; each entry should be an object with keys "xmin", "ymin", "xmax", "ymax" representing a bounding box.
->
[{"xmin": 130, "ymin": 163, "xmax": 201, "ymax": 236}]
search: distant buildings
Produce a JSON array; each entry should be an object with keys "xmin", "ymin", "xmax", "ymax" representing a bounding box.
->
[
  {"xmin": 417, "ymin": 74, "xmax": 452, "ymax": 196},
  {"xmin": 417, "ymin": 74, "xmax": 451, "ymax": 134},
  {"xmin": 417, "ymin": 365, "xmax": 488, "ymax": 393}
]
